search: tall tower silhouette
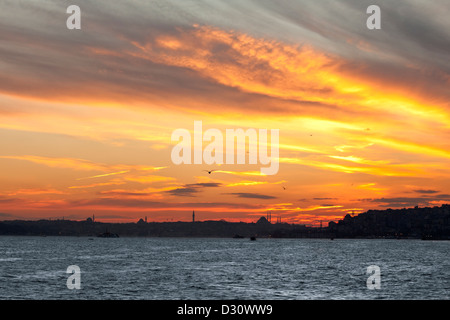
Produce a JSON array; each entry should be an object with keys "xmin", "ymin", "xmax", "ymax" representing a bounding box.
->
[{"xmin": 192, "ymin": 210, "xmax": 195, "ymax": 223}]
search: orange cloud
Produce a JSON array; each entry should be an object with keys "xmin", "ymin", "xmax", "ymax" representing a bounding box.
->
[
  {"xmin": 4, "ymin": 188, "xmax": 66, "ymax": 196},
  {"xmin": 279, "ymin": 156, "xmax": 428, "ymax": 177},
  {"xmin": 0, "ymin": 155, "xmax": 109, "ymax": 171},
  {"xmin": 124, "ymin": 175, "xmax": 176, "ymax": 184},
  {"xmin": 68, "ymin": 181, "xmax": 126, "ymax": 189},
  {"xmin": 0, "ymin": 155, "xmax": 165, "ymax": 176},
  {"xmin": 213, "ymin": 170, "xmax": 267, "ymax": 177},
  {"xmin": 225, "ymin": 181, "xmax": 268, "ymax": 187},
  {"xmin": 129, "ymin": 25, "xmax": 341, "ymax": 105},
  {"xmin": 76, "ymin": 170, "xmax": 130, "ymax": 180},
  {"xmin": 127, "ymin": 25, "xmax": 450, "ymax": 126}
]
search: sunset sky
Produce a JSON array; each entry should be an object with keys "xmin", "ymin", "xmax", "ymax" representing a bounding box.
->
[{"xmin": 1, "ymin": 0, "xmax": 449, "ymax": 225}]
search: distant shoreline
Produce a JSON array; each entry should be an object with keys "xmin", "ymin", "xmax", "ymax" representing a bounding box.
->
[
  {"xmin": 0, "ymin": 234, "xmax": 432, "ymax": 239},
  {"xmin": 1, "ymin": 204, "xmax": 449, "ymax": 240}
]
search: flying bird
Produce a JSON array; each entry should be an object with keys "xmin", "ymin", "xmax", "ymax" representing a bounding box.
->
[
  {"xmin": 282, "ymin": 186, "xmax": 286, "ymax": 190},
  {"xmin": 203, "ymin": 170, "xmax": 216, "ymax": 174}
]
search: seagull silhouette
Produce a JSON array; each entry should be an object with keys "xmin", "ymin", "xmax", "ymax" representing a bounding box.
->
[
  {"xmin": 203, "ymin": 170, "xmax": 216, "ymax": 174},
  {"xmin": 282, "ymin": 186, "xmax": 286, "ymax": 190}
]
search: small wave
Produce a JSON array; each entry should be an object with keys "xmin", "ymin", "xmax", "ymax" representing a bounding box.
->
[{"xmin": 0, "ymin": 258, "xmax": 22, "ymax": 262}]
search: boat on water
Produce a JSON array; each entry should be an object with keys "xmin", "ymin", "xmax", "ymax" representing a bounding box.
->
[
  {"xmin": 421, "ymin": 234, "xmax": 449, "ymax": 241},
  {"xmin": 97, "ymin": 231, "xmax": 119, "ymax": 238},
  {"xmin": 250, "ymin": 236, "xmax": 256, "ymax": 241}
]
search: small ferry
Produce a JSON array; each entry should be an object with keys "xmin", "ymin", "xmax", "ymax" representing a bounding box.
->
[{"xmin": 97, "ymin": 231, "xmax": 119, "ymax": 238}]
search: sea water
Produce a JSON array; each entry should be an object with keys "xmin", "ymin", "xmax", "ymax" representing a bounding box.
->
[{"xmin": 0, "ymin": 236, "xmax": 448, "ymax": 299}]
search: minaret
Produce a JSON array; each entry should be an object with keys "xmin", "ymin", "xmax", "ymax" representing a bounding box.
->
[{"xmin": 192, "ymin": 210, "xmax": 195, "ymax": 223}]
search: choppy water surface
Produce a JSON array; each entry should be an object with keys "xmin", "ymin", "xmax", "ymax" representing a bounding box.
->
[{"xmin": 0, "ymin": 236, "xmax": 448, "ymax": 299}]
